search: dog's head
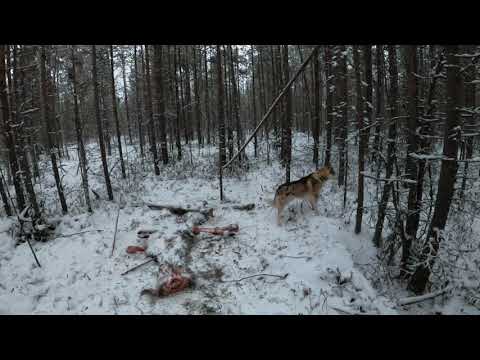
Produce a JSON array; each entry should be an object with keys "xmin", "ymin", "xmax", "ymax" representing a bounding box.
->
[{"xmin": 316, "ymin": 164, "xmax": 335, "ymax": 180}]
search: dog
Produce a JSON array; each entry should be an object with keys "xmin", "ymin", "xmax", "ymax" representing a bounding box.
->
[{"xmin": 272, "ymin": 165, "xmax": 335, "ymax": 225}]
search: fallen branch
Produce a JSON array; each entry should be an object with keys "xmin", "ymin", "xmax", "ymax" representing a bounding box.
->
[
  {"xmin": 146, "ymin": 203, "xmax": 214, "ymax": 218},
  {"xmin": 53, "ymin": 230, "xmax": 104, "ymax": 239},
  {"xmin": 111, "ymin": 207, "xmax": 120, "ymax": 257},
  {"xmin": 192, "ymin": 224, "xmax": 239, "ymax": 236},
  {"xmin": 231, "ymin": 203, "xmax": 255, "ymax": 211},
  {"xmin": 121, "ymin": 258, "xmax": 156, "ymax": 276},
  {"xmin": 398, "ymin": 285, "xmax": 453, "ymax": 306},
  {"xmin": 221, "ymin": 273, "xmax": 289, "ymax": 283}
]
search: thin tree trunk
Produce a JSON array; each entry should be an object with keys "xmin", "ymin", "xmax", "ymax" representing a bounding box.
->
[
  {"xmin": 402, "ymin": 45, "xmax": 419, "ymax": 276},
  {"xmin": 251, "ymin": 45, "xmax": 258, "ymax": 158},
  {"xmin": 110, "ymin": 45, "xmax": 126, "ymax": 179},
  {"xmin": 193, "ymin": 46, "xmax": 202, "ymax": 147},
  {"xmin": 372, "ymin": 45, "xmax": 398, "ymax": 248},
  {"xmin": 408, "ymin": 45, "xmax": 461, "ymax": 294},
  {"xmin": 143, "ymin": 45, "xmax": 160, "ymax": 175},
  {"xmin": 1, "ymin": 45, "xmax": 25, "ymax": 212},
  {"xmin": 204, "ymin": 45, "xmax": 211, "ymax": 145},
  {"xmin": 312, "ymin": 47, "xmax": 320, "ymax": 168},
  {"xmin": 12, "ymin": 45, "xmax": 40, "ymax": 219},
  {"xmin": 173, "ymin": 46, "xmax": 182, "ymax": 160},
  {"xmin": 324, "ymin": 45, "xmax": 333, "ymax": 167},
  {"xmin": 40, "ymin": 45, "xmax": 68, "ymax": 214},
  {"xmin": 134, "ymin": 45, "xmax": 145, "ymax": 158},
  {"xmin": 120, "ymin": 48, "xmax": 133, "ymax": 145},
  {"xmin": 92, "ymin": 45, "xmax": 114, "ymax": 201},
  {"xmin": 71, "ymin": 45, "xmax": 92, "ymax": 213},
  {"xmin": 153, "ymin": 45, "xmax": 169, "ymax": 165},
  {"xmin": 216, "ymin": 46, "xmax": 226, "ymax": 200},
  {"xmin": 282, "ymin": 45, "xmax": 292, "ymax": 183},
  {"xmin": 337, "ymin": 45, "xmax": 348, "ymax": 187},
  {"xmin": 354, "ymin": 45, "xmax": 366, "ymax": 234}
]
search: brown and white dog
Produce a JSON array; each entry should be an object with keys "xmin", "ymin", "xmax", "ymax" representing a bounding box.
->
[{"xmin": 273, "ymin": 165, "xmax": 335, "ymax": 225}]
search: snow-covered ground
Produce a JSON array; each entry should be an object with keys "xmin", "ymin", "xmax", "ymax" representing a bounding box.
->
[{"xmin": 0, "ymin": 133, "xmax": 479, "ymax": 314}]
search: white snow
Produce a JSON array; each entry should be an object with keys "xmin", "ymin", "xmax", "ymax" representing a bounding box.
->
[{"xmin": 0, "ymin": 133, "xmax": 478, "ymax": 315}]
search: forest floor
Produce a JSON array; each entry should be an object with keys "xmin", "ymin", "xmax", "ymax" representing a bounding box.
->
[{"xmin": 1, "ymin": 133, "xmax": 479, "ymax": 315}]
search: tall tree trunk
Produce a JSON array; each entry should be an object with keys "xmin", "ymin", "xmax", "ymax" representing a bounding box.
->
[
  {"xmin": 110, "ymin": 45, "xmax": 126, "ymax": 179},
  {"xmin": 143, "ymin": 45, "xmax": 160, "ymax": 175},
  {"xmin": 184, "ymin": 46, "xmax": 193, "ymax": 144},
  {"xmin": 408, "ymin": 45, "xmax": 461, "ymax": 294},
  {"xmin": 372, "ymin": 45, "xmax": 399, "ymax": 247},
  {"xmin": 192, "ymin": 46, "xmax": 202, "ymax": 147},
  {"xmin": 1, "ymin": 45, "xmax": 25, "ymax": 212},
  {"xmin": 173, "ymin": 46, "xmax": 182, "ymax": 160},
  {"xmin": 134, "ymin": 46, "xmax": 145, "ymax": 158},
  {"xmin": 363, "ymin": 45, "xmax": 373, "ymax": 157},
  {"xmin": 153, "ymin": 45, "xmax": 169, "ymax": 165},
  {"xmin": 71, "ymin": 45, "xmax": 92, "ymax": 213},
  {"xmin": 228, "ymin": 45, "xmax": 242, "ymax": 163},
  {"xmin": 324, "ymin": 45, "xmax": 333, "ymax": 167},
  {"xmin": 120, "ymin": 48, "xmax": 133, "ymax": 145},
  {"xmin": 373, "ymin": 45, "xmax": 385, "ymax": 163},
  {"xmin": 402, "ymin": 45, "xmax": 419, "ymax": 277},
  {"xmin": 12, "ymin": 46, "xmax": 40, "ymax": 219},
  {"xmin": 204, "ymin": 45, "xmax": 211, "ymax": 145},
  {"xmin": 337, "ymin": 45, "xmax": 348, "ymax": 187},
  {"xmin": 216, "ymin": 46, "xmax": 226, "ymax": 200},
  {"xmin": 312, "ymin": 47, "xmax": 320, "ymax": 168},
  {"xmin": 40, "ymin": 46, "xmax": 68, "ymax": 214},
  {"xmin": 354, "ymin": 45, "xmax": 366, "ymax": 234},
  {"xmin": 282, "ymin": 45, "xmax": 292, "ymax": 183},
  {"xmin": 251, "ymin": 45, "xmax": 258, "ymax": 158},
  {"xmin": 91, "ymin": 45, "xmax": 114, "ymax": 201}
]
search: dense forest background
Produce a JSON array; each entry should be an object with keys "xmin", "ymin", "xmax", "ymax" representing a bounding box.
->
[{"xmin": 1, "ymin": 45, "xmax": 479, "ymax": 305}]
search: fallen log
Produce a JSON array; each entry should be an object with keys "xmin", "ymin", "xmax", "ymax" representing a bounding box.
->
[
  {"xmin": 145, "ymin": 203, "xmax": 214, "ymax": 219},
  {"xmin": 232, "ymin": 203, "xmax": 255, "ymax": 211},
  {"xmin": 192, "ymin": 224, "xmax": 239, "ymax": 236},
  {"xmin": 398, "ymin": 285, "xmax": 453, "ymax": 306}
]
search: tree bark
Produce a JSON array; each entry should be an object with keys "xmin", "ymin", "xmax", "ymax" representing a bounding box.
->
[
  {"xmin": 91, "ymin": 45, "xmax": 114, "ymax": 201},
  {"xmin": 40, "ymin": 45, "xmax": 68, "ymax": 214},
  {"xmin": 372, "ymin": 45, "xmax": 399, "ymax": 247},
  {"xmin": 354, "ymin": 45, "xmax": 366, "ymax": 234},
  {"xmin": 408, "ymin": 45, "xmax": 461, "ymax": 294},
  {"xmin": 312, "ymin": 47, "xmax": 320, "ymax": 168},
  {"xmin": 216, "ymin": 46, "xmax": 226, "ymax": 201},
  {"xmin": 0, "ymin": 45, "xmax": 25, "ymax": 212},
  {"xmin": 143, "ymin": 45, "xmax": 160, "ymax": 175},
  {"xmin": 110, "ymin": 45, "xmax": 126, "ymax": 179},
  {"xmin": 324, "ymin": 45, "xmax": 333, "ymax": 167},
  {"xmin": 153, "ymin": 45, "xmax": 169, "ymax": 165},
  {"xmin": 134, "ymin": 46, "xmax": 145, "ymax": 158},
  {"xmin": 282, "ymin": 45, "xmax": 292, "ymax": 183},
  {"xmin": 71, "ymin": 45, "xmax": 92, "ymax": 213},
  {"xmin": 120, "ymin": 48, "xmax": 133, "ymax": 145},
  {"xmin": 402, "ymin": 45, "xmax": 419, "ymax": 276}
]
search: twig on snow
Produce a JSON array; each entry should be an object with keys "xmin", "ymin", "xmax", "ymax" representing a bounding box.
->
[
  {"xmin": 53, "ymin": 230, "xmax": 104, "ymax": 239},
  {"xmin": 111, "ymin": 207, "xmax": 120, "ymax": 257},
  {"xmin": 121, "ymin": 258, "xmax": 156, "ymax": 276},
  {"xmin": 221, "ymin": 273, "xmax": 289, "ymax": 283}
]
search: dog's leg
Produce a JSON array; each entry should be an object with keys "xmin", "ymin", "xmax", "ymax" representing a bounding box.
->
[{"xmin": 308, "ymin": 195, "xmax": 319, "ymax": 215}]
